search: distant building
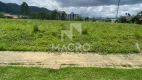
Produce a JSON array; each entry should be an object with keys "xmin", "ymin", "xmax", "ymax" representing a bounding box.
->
[
  {"xmin": 111, "ymin": 19, "xmax": 117, "ymax": 23},
  {"xmin": 4, "ymin": 13, "xmax": 18, "ymax": 19},
  {"xmin": 125, "ymin": 16, "xmax": 132, "ymax": 22},
  {"xmin": 67, "ymin": 12, "xmax": 79, "ymax": 20}
]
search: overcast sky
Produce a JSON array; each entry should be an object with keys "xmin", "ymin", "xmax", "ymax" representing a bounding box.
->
[{"xmin": 0, "ymin": 0, "xmax": 142, "ymax": 18}]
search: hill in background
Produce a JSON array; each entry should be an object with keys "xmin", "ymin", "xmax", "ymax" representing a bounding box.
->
[{"xmin": 0, "ymin": 1, "xmax": 51, "ymax": 15}]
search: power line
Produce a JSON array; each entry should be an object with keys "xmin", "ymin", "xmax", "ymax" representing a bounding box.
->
[{"xmin": 116, "ymin": 0, "xmax": 120, "ymax": 19}]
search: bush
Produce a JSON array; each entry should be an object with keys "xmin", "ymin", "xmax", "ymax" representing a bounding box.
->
[
  {"xmin": 134, "ymin": 16, "xmax": 142, "ymax": 24},
  {"xmin": 82, "ymin": 28, "xmax": 88, "ymax": 35},
  {"xmin": 74, "ymin": 15, "xmax": 83, "ymax": 21},
  {"xmin": 134, "ymin": 12, "xmax": 142, "ymax": 24},
  {"xmin": 118, "ymin": 16, "xmax": 127, "ymax": 23},
  {"xmin": 33, "ymin": 25, "xmax": 40, "ymax": 33},
  {"xmin": 135, "ymin": 32, "xmax": 141, "ymax": 39}
]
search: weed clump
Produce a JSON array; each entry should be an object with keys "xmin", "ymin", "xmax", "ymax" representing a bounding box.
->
[
  {"xmin": 61, "ymin": 24, "xmax": 67, "ymax": 30},
  {"xmin": 135, "ymin": 32, "xmax": 141, "ymax": 39},
  {"xmin": 52, "ymin": 32, "xmax": 57, "ymax": 37},
  {"xmin": 33, "ymin": 25, "xmax": 40, "ymax": 33},
  {"xmin": 82, "ymin": 28, "xmax": 88, "ymax": 35}
]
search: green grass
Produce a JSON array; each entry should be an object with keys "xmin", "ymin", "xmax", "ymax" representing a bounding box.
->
[
  {"xmin": 0, "ymin": 66, "xmax": 142, "ymax": 80},
  {"xmin": 0, "ymin": 19, "xmax": 142, "ymax": 53}
]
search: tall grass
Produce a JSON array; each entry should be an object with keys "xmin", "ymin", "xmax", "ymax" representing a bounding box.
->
[
  {"xmin": 0, "ymin": 19, "xmax": 142, "ymax": 53},
  {"xmin": 1, "ymin": 66, "xmax": 142, "ymax": 80}
]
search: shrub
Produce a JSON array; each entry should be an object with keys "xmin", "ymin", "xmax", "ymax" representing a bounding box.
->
[
  {"xmin": 33, "ymin": 25, "xmax": 40, "ymax": 33},
  {"xmin": 61, "ymin": 24, "xmax": 67, "ymax": 30},
  {"xmin": 52, "ymin": 32, "xmax": 57, "ymax": 37},
  {"xmin": 118, "ymin": 16, "xmax": 127, "ymax": 23},
  {"xmin": 135, "ymin": 32, "xmax": 141, "ymax": 39},
  {"xmin": 82, "ymin": 28, "xmax": 88, "ymax": 35}
]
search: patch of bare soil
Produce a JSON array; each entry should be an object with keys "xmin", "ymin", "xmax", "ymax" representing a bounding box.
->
[{"xmin": 0, "ymin": 51, "xmax": 142, "ymax": 69}]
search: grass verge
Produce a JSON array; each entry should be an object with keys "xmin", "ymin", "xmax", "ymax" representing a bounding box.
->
[
  {"xmin": 0, "ymin": 66, "xmax": 142, "ymax": 80},
  {"xmin": 0, "ymin": 19, "xmax": 142, "ymax": 53}
]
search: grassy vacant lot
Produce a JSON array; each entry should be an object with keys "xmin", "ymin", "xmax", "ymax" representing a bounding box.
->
[
  {"xmin": 0, "ymin": 19, "xmax": 142, "ymax": 53},
  {"xmin": 0, "ymin": 66, "xmax": 142, "ymax": 80}
]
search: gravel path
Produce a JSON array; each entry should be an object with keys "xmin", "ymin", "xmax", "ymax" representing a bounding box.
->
[{"xmin": 0, "ymin": 51, "xmax": 142, "ymax": 69}]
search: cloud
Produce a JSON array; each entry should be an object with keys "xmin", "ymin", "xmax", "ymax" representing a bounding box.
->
[
  {"xmin": 0, "ymin": 0, "xmax": 142, "ymax": 18},
  {"xmin": 59, "ymin": 4, "xmax": 142, "ymax": 17},
  {"xmin": 56, "ymin": 0, "xmax": 142, "ymax": 7},
  {"xmin": 0, "ymin": 0, "xmax": 59, "ymax": 10}
]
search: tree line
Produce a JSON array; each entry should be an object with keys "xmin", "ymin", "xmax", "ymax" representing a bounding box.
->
[
  {"xmin": 117, "ymin": 12, "xmax": 142, "ymax": 24},
  {"xmin": 20, "ymin": 2, "xmax": 82, "ymax": 20},
  {"xmin": 20, "ymin": 2, "xmax": 97, "ymax": 21},
  {"xmin": 0, "ymin": 2, "xmax": 142, "ymax": 24}
]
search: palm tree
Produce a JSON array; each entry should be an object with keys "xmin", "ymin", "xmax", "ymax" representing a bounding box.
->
[{"xmin": 128, "ymin": 13, "xmax": 131, "ymax": 16}]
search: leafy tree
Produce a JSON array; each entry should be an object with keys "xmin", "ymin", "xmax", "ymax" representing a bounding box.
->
[
  {"xmin": 131, "ymin": 16, "xmax": 137, "ymax": 23},
  {"xmin": 134, "ymin": 11, "xmax": 142, "ymax": 24},
  {"xmin": 46, "ymin": 12, "xmax": 52, "ymax": 20},
  {"xmin": 30, "ymin": 12, "xmax": 38, "ymax": 19},
  {"xmin": 30, "ymin": 12, "xmax": 52, "ymax": 20},
  {"xmin": 61, "ymin": 11, "xmax": 67, "ymax": 20},
  {"xmin": 91, "ymin": 18, "xmax": 96, "ymax": 22},
  {"xmin": 74, "ymin": 15, "xmax": 83, "ymax": 21},
  {"xmin": 118, "ymin": 16, "xmax": 127, "ymax": 23},
  {"xmin": 0, "ymin": 12, "xmax": 4, "ymax": 18},
  {"xmin": 37, "ymin": 11, "xmax": 47, "ymax": 20},
  {"xmin": 51, "ymin": 10, "xmax": 58, "ymax": 20},
  {"xmin": 118, "ymin": 11, "xmax": 142, "ymax": 24},
  {"xmin": 85, "ymin": 17, "xmax": 90, "ymax": 21},
  {"xmin": 20, "ymin": 2, "xmax": 30, "ymax": 15}
]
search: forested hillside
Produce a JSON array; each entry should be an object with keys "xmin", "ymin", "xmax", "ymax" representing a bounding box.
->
[{"xmin": 0, "ymin": 1, "xmax": 51, "ymax": 14}]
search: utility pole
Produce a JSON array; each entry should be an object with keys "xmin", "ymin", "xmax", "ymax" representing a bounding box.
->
[{"xmin": 116, "ymin": 0, "xmax": 120, "ymax": 19}]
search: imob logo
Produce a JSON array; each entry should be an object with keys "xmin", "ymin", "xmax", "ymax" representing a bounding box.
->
[
  {"xmin": 61, "ymin": 23, "xmax": 82, "ymax": 41},
  {"xmin": 51, "ymin": 23, "xmax": 90, "ymax": 52}
]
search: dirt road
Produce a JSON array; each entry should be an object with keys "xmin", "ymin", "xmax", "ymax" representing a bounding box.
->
[{"xmin": 0, "ymin": 51, "xmax": 142, "ymax": 69}]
